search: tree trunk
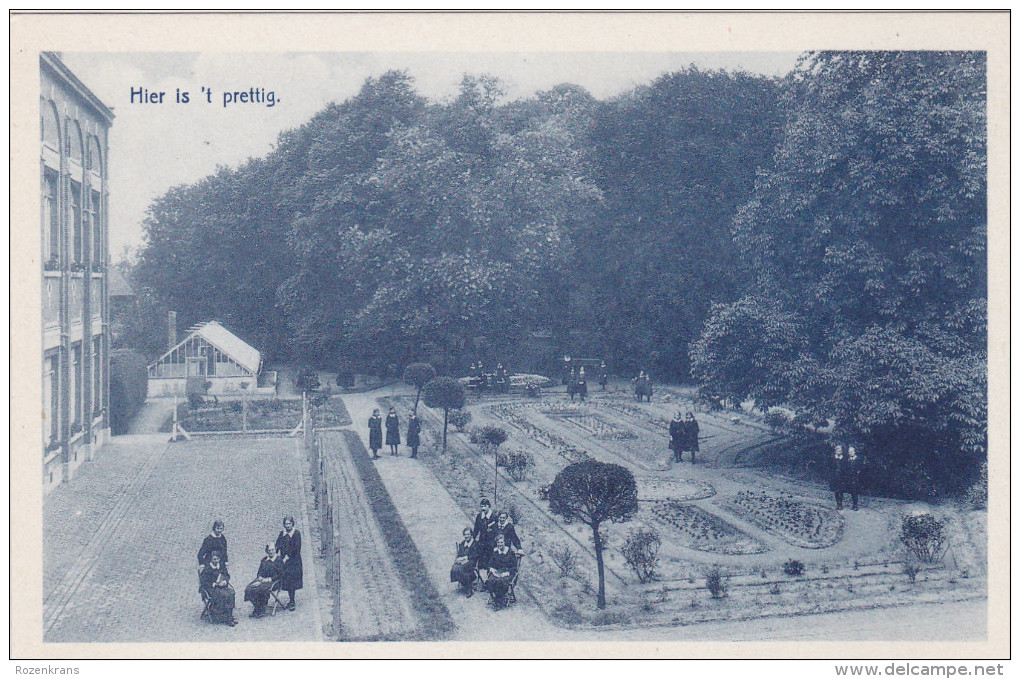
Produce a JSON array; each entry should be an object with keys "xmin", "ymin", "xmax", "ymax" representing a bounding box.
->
[
  {"xmin": 592, "ymin": 522, "xmax": 606, "ymax": 609},
  {"xmin": 442, "ymin": 408, "xmax": 449, "ymax": 452},
  {"xmin": 414, "ymin": 387, "xmax": 422, "ymax": 410}
]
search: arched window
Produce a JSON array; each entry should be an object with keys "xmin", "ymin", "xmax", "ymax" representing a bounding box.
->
[
  {"xmin": 68, "ymin": 121, "xmax": 83, "ymax": 165},
  {"xmin": 88, "ymin": 137, "xmax": 102, "ymax": 176},
  {"xmin": 40, "ymin": 101, "xmax": 60, "ymax": 151},
  {"xmin": 70, "ymin": 180, "xmax": 82, "ymax": 264}
]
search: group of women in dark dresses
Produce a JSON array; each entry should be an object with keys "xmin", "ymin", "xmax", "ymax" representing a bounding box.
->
[
  {"xmin": 197, "ymin": 516, "xmax": 303, "ymax": 625},
  {"xmin": 368, "ymin": 406, "xmax": 422, "ymax": 459},
  {"xmin": 450, "ymin": 498, "xmax": 524, "ymax": 610}
]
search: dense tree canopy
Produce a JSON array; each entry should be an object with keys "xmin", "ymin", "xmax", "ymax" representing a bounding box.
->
[
  {"xmin": 126, "ymin": 53, "xmax": 987, "ymax": 498},
  {"xmin": 690, "ymin": 51, "xmax": 987, "ymax": 498},
  {"xmin": 130, "ymin": 66, "xmax": 782, "ymax": 377}
]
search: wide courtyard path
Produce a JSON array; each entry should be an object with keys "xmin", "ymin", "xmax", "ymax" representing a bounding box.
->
[{"xmin": 44, "ymin": 435, "xmax": 322, "ymax": 643}]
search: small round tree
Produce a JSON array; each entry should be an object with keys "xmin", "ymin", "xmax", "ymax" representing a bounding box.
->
[
  {"xmin": 403, "ymin": 362, "xmax": 437, "ymax": 409},
  {"xmin": 547, "ymin": 460, "xmax": 638, "ymax": 609},
  {"xmin": 422, "ymin": 376, "xmax": 465, "ymax": 453}
]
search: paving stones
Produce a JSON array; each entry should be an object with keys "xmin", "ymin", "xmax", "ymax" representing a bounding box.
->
[{"xmin": 43, "ymin": 436, "xmax": 321, "ymax": 643}]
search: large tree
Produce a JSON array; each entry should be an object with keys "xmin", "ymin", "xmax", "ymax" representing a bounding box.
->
[{"xmin": 691, "ymin": 51, "xmax": 987, "ymax": 498}]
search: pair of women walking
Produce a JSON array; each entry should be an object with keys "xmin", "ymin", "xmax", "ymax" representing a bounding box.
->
[{"xmin": 368, "ymin": 406, "xmax": 422, "ymax": 459}]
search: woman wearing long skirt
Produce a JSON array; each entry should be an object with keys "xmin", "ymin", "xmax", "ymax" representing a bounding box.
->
[
  {"xmin": 275, "ymin": 516, "xmax": 303, "ymax": 611},
  {"xmin": 385, "ymin": 407, "xmax": 401, "ymax": 456}
]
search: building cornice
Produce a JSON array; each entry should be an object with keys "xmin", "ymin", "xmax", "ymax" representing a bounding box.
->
[{"xmin": 40, "ymin": 51, "xmax": 115, "ymax": 125}]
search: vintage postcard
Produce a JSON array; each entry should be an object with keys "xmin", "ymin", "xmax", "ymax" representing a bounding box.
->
[{"xmin": 10, "ymin": 11, "xmax": 1009, "ymax": 662}]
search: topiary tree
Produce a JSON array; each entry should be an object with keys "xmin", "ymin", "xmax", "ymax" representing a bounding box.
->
[
  {"xmin": 403, "ymin": 362, "xmax": 437, "ymax": 409},
  {"xmin": 422, "ymin": 376, "xmax": 465, "ymax": 453},
  {"xmin": 547, "ymin": 460, "xmax": 638, "ymax": 609}
]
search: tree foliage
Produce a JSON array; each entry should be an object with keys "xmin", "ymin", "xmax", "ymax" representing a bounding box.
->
[
  {"xmin": 402, "ymin": 362, "xmax": 437, "ymax": 408},
  {"xmin": 422, "ymin": 376, "xmax": 465, "ymax": 452},
  {"xmin": 690, "ymin": 51, "xmax": 987, "ymax": 498},
  {"xmin": 548, "ymin": 460, "xmax": 638, "ymax": 608},
  {"xmin": 131, "ymin": 66, "xmax": 782, "ymax": 378}
]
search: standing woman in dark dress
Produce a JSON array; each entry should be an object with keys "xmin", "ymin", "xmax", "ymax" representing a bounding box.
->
[
  {"xmin": 275, "ymin": 516, "xmax": 303, "ymax": 611},
  {"xmin": 683, "ymin": 412, "xmax": 700, "ymax": 464},
  {"xmin": 198, "ymin": 520, "xmax": 228, "ymax": 572},
  {"xmin": 472, "ymin": 498, "xmax": 497, "ymax": 576},
  {"xmin": 598, "ymin": 361, "xmax": 609, "ymax": 391},
  {"xmin": 368, "ymin": 408, "xmax": 383, "ymax": 459},
  {"xmin": 495, "ymin": 511, "xmax": 523, "ymax": 554},
  {"xmin": 385, "ymin": 407, "xmax": 401, "ymax": 456},
  {"xmin": 406, "ymin": 410, "xmax": 422, "ymax": 458},
  {"xmin": 669, "ymin": 412, "xmax": 685, "ymax": 463},
  {"xmin": 576, "ymin": 367, "xmax": 588, "ymax": 402}
]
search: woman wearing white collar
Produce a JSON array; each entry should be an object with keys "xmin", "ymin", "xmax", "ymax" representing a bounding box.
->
[{"xmin": 275, "ymin": 516, "xmax": 303, "ymax": 611}]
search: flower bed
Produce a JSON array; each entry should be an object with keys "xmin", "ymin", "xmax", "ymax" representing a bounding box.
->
[
  {"xmin": 488, "ymin": 403, "xmax": 592, "ymax": 464},
  {"xmin": 636, "ymin": 477, "xmax": 716, "ymax": 502},
  {"xmin": 651, "ymin": 500, "xmax": 768, "ymax": 555},
  {"xmin": 167, "ymin": 396, "xmax": 351, "ymax": 433},
  {"xmin": 541, "ymin": 404, "xmax": 638, "ymax": 441},
  {"xmin": 724, "ymin": 490, "xmax": 844, "ymax": 549}
]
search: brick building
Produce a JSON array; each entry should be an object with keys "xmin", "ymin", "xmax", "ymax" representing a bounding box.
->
[{"xmin": 41, "ymin": 52, "xmax": 114, "ymax": 494}]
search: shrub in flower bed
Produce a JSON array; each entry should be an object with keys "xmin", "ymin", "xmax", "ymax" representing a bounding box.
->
[
  {"xmin": 900, "ymin": 512, "xmax": 949, "ymax": 563},
  {"xmin": 725, "ymin": 490, "xmax": 844, "ymax": 549},
  {"xmin": 782, "ymin": 559, "xmax": 806, "ymax": 577},
  {"xmin": 651, "ymin": 500, "xmax": 768, "ymax": 555}
]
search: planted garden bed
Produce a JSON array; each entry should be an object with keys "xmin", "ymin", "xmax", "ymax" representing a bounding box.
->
[
  {"xmin": 650, "ymin": 500, "xmax": 768, "ymax": 555},
  {"xmin": 165, "ymin": 396, "xmax": 351, "ymax": 433},
  {"xmin": 723, "ymin": 490, "xmax": 844, "ymax": 549}
]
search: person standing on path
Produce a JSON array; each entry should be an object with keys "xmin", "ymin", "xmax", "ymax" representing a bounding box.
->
[
  {"xmin": 275, "ymin": 516, "xmax": 303, "ymax": 611},
  {"xmin": 472, "ymin": 498, "xmax": 497, "ymax": 578},
  {"xmin": 683, "ymin": 411, "xmax": 700, "ymax": 464},
  {"xmin": 598, "ymin": 361, "xmax": 609, "ymax": 391},
  {"xmin": 198, "ymin": 519, "xmax": 228, "ymax": 572},
  {"xmin": 576, "ymin": 367, "xmax": 588, "ymax": 402},
  {"xmin": 368, "ymin": 408, "xmax": 383, "ymax": 459},
  {"xmin": 845, "ymin": 446, "xmax": 862, "ymax": 510},
  {"xmin": 406, "ymin": 410, "xmax": 422, "ymax": 458},
  {"xmin": 385, "ymin": 407, "xmax": 401, "ymax": 456},
  {"xmin": 669, "ymin": 412, "xmax": 685, "ymax": 463}
]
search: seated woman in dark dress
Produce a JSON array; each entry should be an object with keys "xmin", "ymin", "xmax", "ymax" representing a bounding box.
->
[
  {"xmin": 244, "ymin": 543, "xmax": 284, "ymax": 618},
  {"xmin": 199, "ymin": 551, "xmax": 237, "ymax": 626},
  {"xmin": 450, "ymin": 527, "xmax": 481, "ymax": 597},
  {"xmin": 484, "ymin": 533, "xmax": 519, "ymax": 610}
]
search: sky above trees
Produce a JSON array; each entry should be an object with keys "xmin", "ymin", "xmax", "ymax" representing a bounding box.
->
[{"xmin": 61, "ymin": 51, "xmax": 798, "ymax": 258}]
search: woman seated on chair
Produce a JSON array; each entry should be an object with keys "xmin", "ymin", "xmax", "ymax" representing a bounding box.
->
[
  {"xmin": 244, "ymin": 543, "xmax": 284, "ymax": 618},
  {"xmin": 485, "ymin": 533, "xmax": 518, "ymax": 610},
  {"xmin": 199, "ymin": 551, "xmax": 238, "ymax": 626},
  {"xmin": 450, "ymin": 527, "xmax": 481, "ymax": 597}
]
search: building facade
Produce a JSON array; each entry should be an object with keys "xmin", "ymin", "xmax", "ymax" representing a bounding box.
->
[{"xmin": 41, "ymin": 52, "xmax": 114, "ymax": 495}]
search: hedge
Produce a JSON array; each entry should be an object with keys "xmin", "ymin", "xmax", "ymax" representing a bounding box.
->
[{"xmin": 109, "ymin": 349, "xmax": 148, "ymax": 435}]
